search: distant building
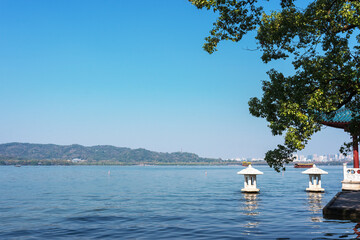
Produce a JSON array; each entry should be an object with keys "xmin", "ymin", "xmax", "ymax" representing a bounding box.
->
[{"xmin": 72, "ymin": 158, "xmax": 86, "ymax": 163}]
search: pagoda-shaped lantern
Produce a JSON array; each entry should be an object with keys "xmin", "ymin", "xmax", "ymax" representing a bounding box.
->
[
  {"xmin": 237, "ymin": 164, "xmax": 264, "ymax": 193},
  {"xmin": 302, "ymin": 164, "xmax": 328, "ymax": 192}
]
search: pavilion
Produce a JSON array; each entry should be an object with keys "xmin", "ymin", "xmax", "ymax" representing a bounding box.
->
[
  {"xmin": 322, "ymin": 108, "xmax": 360, "ymax": 221},
  {"xmin": 320, "ymin": 108, "xmax": 359, "ymax": 168}
]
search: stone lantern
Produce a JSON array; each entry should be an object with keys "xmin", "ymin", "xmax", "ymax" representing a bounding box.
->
[
  {"xmin": 302, "ymin": 164, "xmax": 328, "ymax": 192},
  {"xmin": 237, "ymin": 164, "xmax": 264, "ymax": 193}
]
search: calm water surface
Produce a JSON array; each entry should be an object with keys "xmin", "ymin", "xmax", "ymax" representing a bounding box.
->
[{"xmin": 0, "ymin": 165, "xmax": 357, "ymax": 239}]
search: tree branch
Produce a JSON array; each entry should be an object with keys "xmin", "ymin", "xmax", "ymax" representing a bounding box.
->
[{"xmin": 334, "ymin": 24, "xmax": 357, "ymax": 33}]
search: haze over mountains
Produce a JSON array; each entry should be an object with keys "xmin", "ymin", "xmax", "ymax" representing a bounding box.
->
[{"xmin": 0, "ymin": 143, "xmax": 218, "ymax": 165}]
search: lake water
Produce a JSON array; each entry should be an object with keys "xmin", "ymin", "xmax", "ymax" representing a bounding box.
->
[{"xmin": 0, "ymin": 165, "xmax": 358, "ymax": 239}]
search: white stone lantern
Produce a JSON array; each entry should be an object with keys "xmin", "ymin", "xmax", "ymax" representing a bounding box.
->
[
  {"xmin": 302, "ymin": 164, "xmax": 328, "ymax": 192},
  {"xmin": 237, "ymin": 164, "xmax": 264, "ymax": 193}
]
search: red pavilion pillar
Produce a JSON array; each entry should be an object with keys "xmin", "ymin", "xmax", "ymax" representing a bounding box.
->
[{"xmin": 353, "ymin": 135, "xmax": 359, "ymax": 168}]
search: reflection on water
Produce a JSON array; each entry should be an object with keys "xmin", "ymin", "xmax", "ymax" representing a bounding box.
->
[
  {"xmin": 311, "ymin": 216, "xmax": 323, "ymax": 222},
  {"xmin": 353, "ymin": 223, "xmax": 360, "ymax": 238},
  {"xmin": 307, "ymin": 192, "xmax": 323, "ymax": 222},
  {"xmin": 242, "ymin": 193, "xmax": 259, "ymax": 215},
  {"xmin": 307, "ymin": 192, "xmax": 323, "ymax": 213},
  {"xmin": 244, "ymin": 221, "xmax": 259, "ymax": 228},
  {"xmin": 241, "ymin": 193, "xmax": 260, "ymax": 230}
]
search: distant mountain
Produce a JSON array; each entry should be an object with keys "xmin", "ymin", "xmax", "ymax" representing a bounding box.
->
[{"xmin": 0, "ymin": 142, "xmax": 219, "ymax": 164}]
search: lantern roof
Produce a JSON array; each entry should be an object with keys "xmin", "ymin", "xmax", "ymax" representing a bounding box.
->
[
  {"xmin": 302, "ymin": 164, "xmax": 328, "ymax": 175},
  {"xmin": 237, "ymin": 164, "xmax": 263, "ymax": 175}
]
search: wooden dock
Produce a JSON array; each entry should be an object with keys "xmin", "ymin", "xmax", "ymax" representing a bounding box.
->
[{"xmin": 323, "ymin": 191, "xmax": 360, "ymax": 221}]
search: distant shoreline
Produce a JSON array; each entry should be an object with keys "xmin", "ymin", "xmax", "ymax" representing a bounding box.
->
[
  {"xmin": 0, "ymin": 160, "xmax": 348, "ymax": 167},
  {"xmin": 0, "ymin": 143, "xmax": 351, "ymax": 167}
]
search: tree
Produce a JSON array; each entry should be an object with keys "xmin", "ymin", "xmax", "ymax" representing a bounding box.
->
[{"xmin": 190, "ymin": 0, "xmax": 360, "ymax": 171}]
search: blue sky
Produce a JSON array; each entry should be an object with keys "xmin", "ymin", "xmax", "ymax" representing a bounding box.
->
[{"xmin": 0, "ymin": 0, "xmax": 350, "ymax": 159}]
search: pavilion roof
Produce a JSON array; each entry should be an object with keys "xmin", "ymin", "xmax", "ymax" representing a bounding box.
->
[{"xmin": 321, "ymin": 108, "xmax": 354, "ymax": 123}]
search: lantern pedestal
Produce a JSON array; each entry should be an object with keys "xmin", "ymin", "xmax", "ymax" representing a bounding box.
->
[
  {"xmin": 302, "ymin": 164, "xmax": 328, "ymax": 192},
  {"xmin": 241, "ymin": 175, "xmax": 260, "ymax": 193},
  {"xmin": 306, "ymin": 174, "xmax": 324, "ymax": 192},
  {"xmin": 237, "ymin": 165, "xmax": 263, "ymax": 193}
]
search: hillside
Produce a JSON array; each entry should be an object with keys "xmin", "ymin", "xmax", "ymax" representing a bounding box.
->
[{"xmin": 0, "ymin": 143, "xmax": 219, "ymax": 165}]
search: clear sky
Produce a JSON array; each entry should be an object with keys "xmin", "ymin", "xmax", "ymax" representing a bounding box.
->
[{"xmin": 0, "ymin": 0, "xmax": 350, "ymax": 159}]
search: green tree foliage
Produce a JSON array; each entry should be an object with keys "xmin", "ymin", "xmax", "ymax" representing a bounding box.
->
[{"xmin": 190, "ymin": 0, "xmax": 360, "ymax": 171}]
